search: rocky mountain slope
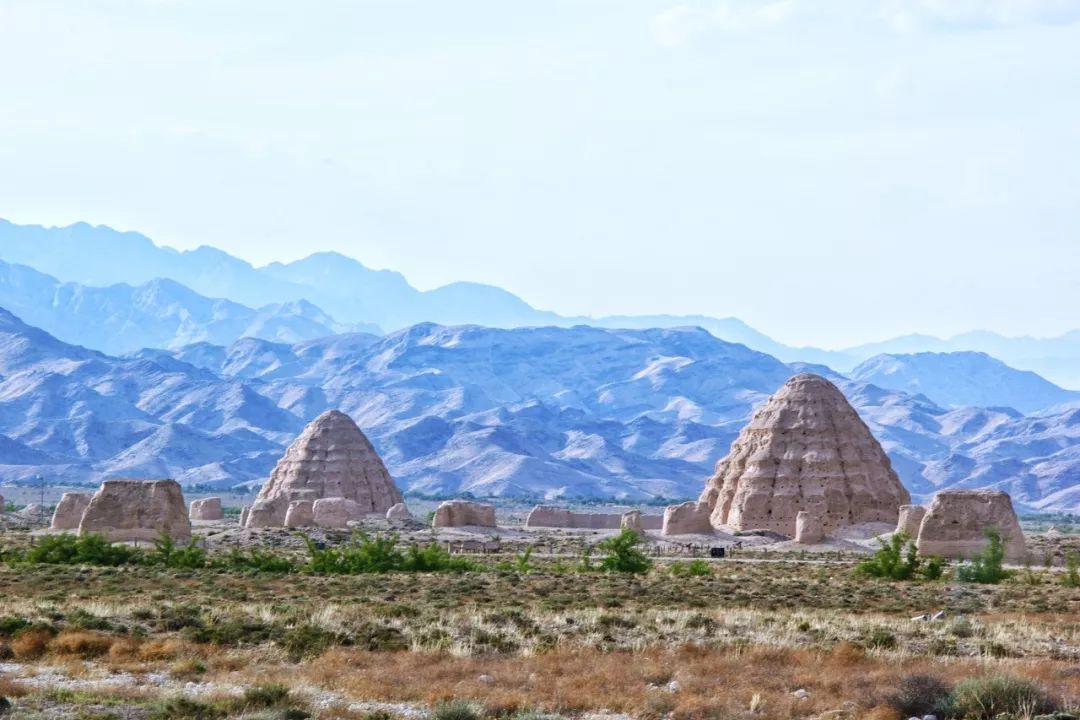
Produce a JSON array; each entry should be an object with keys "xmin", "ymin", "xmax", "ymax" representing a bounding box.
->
[
  {"xmin": 0, "ymin": 258, "xmax": 372, "ymax": 354},
  {"xmin": 850, "ymin": 351, "xmax": 1079, "ymax": 414},
  {"xmin": 5, "ymin": 219, "xmax": 1079, "ymax": 389},
  {"xmin": 2, "ymin": 306, "xmax": 1076, "ymax": 510}
]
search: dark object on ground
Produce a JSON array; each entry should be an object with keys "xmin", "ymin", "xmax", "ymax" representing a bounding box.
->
[{"xmin": 710, "ymin": 547, "xmax": 726, "ymax": 558}]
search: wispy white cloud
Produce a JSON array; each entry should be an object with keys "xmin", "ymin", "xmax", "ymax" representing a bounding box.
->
[
  {"xmin": 650, "ymin": 0, "xmax": 798, "ymax": 46},
  {"xmin": 881, "ymin": 0, "xmax": 1080, "ymax": 31}
]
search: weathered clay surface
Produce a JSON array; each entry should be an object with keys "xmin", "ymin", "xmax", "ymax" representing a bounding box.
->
[
  {"xmin": 432, "ymin": 500, "xmax": 497, "ymax": 528},
  {"xmin": 795, "ymin": 511, "xmax": 824, "ymax": 544},
  {"xmin": 386, "ymin": 502, "xmax": 412, "ymax": 521},
  {"xmin": 525, "ymin": 506, "xmax": 661, "ymax": 530},
  {"xmin": 239, "ymin": 505, "xmax": 250, "ymax": 527},
  {"xmin": 19, "ymin": 503, "xmax": 46, "ymax": 520},
  {"xmin": 189, "ymin": 497, "xmax": 224, "ymax": 521},
  {"xmin": 245, "ymin": 410, "xmax": 402, "ymax": 528},
  {"xmin": 50, "ymin": 492, "xmax": 92, "ymax": 531},
  {"xmin": 700, "ymin": 374, "xmax": 910, "ymax": 535},
  {"xmin": 313, "ymin": 497, "xmax": 361, "ymax": 529},
  {"xmin": 79, "ymin": 479, "xmax": 191, "ymax": 542},
  {"xmin": 284, "ymin": 500, "xmax": 315, "ymax": 528},
  {"xmin": 916, "ymin": 490, "xmax": 1026, "ymax": 563},
  {"xmin": 621, "ymin": 510, "xmax": 643, "ymax": 533},
  {"xmin": 662, "ymin": 501, "xmax": 714, "ymax": 535},
  {"xmin": 896, "ymin": 504, "xmax": 927, "ymax": 537}
]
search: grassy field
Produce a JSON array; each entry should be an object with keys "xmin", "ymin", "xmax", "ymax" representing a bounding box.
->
[{"xmin": 1, "ymin": 534, "xmax": 1079, "ymax": 720}]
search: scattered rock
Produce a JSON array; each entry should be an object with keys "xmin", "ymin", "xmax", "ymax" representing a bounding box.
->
[
  {"xmin": 793, "ymin": 689, "xmax": 809, "ymax": 700},
  {"xmin": 79, "ymin": 479, "xmax": 191, "ymax": 542},
  {"xmin": 700, "ymin": 373, "xmax": 910, "ymax": 536}
]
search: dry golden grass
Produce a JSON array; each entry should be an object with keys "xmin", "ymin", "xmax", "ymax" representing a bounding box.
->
[
  {"xmin": 48, "ymin": 630, "xmax": 113, "ymax": 658},
  {"xmin": 297, "ymin": 643, "xmax": 1080, "ymax": 719},
  {"xmin": 10, "ymin": 629, "xmax": 52, "ymax": 660},
  {"xmin": 0, "ymin": 675, "xmax": 29, "ymax": 697}
]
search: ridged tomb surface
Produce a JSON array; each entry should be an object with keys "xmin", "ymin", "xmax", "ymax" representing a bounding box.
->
[
  {"xmin": 245, "ymin": 410, "xmax": 402, "ymax": 528},
  {"xmin": 700, "ymin": 373, "xmax": 910, "ymax": 536}
]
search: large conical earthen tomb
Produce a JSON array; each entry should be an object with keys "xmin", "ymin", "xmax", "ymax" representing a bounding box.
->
[
  {"xmin": 245, "ymin": 409, "xmax": 402, "ymax": 528},
  {"xmin": 699, "ymin": 373, "xmax": 910, "ymax": 537}
]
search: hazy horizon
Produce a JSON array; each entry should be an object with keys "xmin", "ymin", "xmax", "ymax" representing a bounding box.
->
[{"xmin": 3, "ymin": 1, "xmax": 1079, "ymax": 347}]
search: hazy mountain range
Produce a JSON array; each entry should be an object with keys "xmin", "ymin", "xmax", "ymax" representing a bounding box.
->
[
  {"xmin": 0, "ymin": 304, "xmax": 1077, "ymax": 511},
  {"xmin": 4, "ymin": 218, "xmax": 1079, "ymax": 389},
  {"xmin": 0, "ymin": 218, "xmax": 1077, "ymax": 511}
]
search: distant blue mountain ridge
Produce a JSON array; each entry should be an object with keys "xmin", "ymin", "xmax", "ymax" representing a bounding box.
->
[{"xmin": 5, "ymin": 218, "xmax": 1079, "ymax": 388}]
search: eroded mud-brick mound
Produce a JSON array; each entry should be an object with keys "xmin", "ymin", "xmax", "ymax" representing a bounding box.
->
[
  {"xmin": 246, "ymin": 409, "xmax": 402, "ymax": 528},
  {"xmin": 699, "ymin": 373, "xmax": 910, "ymax": 537}
]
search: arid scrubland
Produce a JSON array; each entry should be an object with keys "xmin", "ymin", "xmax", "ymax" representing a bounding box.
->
[{"xmin": 1, "ymin": 532, "xmax": 1079, "ymax": 720}]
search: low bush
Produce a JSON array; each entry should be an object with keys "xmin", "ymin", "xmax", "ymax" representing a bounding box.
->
[
  {"xmin": 942, "ymin": 674, "xmax": 1056, "ymax": 720},
  {"xmin": 18, "ymin": 533, "xmax": 142, "ymax": 566},
  {"xmin": 1063, "ymin": 552, "xmax": 1079, "ymax": 588},
  {"xmin": 886, "ymin": 673, "xmax": 952, "ymax": 718},
  {"xmin": 432, "ymin": 699, "xmax": 482, "ymax": 720},
  {"xmin": 955, "ymin": 529, "xmax": 1010, "ymax": 584},
  {"xmin": 856, "ymin": 532, "xmax": 941, "ymax": 581},
  {"xmin": 11, "ymin": 628, "xmax": 53, "ymax": 660},
  {"xmin": 49, "ymin": 631, "xmax": 113, "ymax": 658},
  {"xmin": 595, "ymin": 529, "xmax": 652, "ymax": 574},
  {"xmin": 670, "ymin": 560, "xmax": 711, "ymax": 577}
]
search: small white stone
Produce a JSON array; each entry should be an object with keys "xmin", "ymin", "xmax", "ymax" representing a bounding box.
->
[
  {"xmin": 666, "ymin": 679, "xmax": 681, "ymax": 692},
  {"xmin": 793, "ymin": 689, "xmax": 809, "ymax": 700},
  {"xmin": 478, "ymin": 674, "xmax": 494, "ymax": 684}
]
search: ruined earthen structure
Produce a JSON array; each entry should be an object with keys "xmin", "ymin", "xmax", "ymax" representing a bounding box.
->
[
  {"xmin": 312, "ymin": 497, "xmax": 359, "ymax": 528},
  {"xmin": 239, "ymin": 505, "xmax": 250, "ymax": 527},
  {"xmin": 386, "ymin": 502, "xmax": 412, "ymax": 521},
  {"xmin": 284, "ymin": 500, "xmax": 315, "ymax": 528},
  {"xmin": 245, "ymin": 410, "xmax": 402, "ymax": 528},
  {"xmin": 915, "ymin": 490, "xmax": 1026, "ymax": 563},
  {"xmin": 896, "ymin": 504, "xmax": 927, "ymax": 537},
  {"xmin": 794, "ymin": 511, "xmax": 823, "ymax": 544},
  {"xmin": 50, "ymin": 492, "xmax": 92, "ymax": 531},
  {"xmin": 661, "ymin": 501, "xmax": 714, "ymax": 535},
  {"xmin": 524, "ymin": 505, "xmax": 661, "ymax": 531},
  {"xmin": 699, "ymin": 374, "xmax": 910, "ymax": 536},
  {"xmin": 79, "ymin": 479, "xmax": 191, "ymax": 542},
  {"xmin": 189, "ymin": 497, "xmax": 224, "ymax": 521},
  {"xmin": 432, "ymin": 500, "xmax": 497, "ymax": 528},
  {"xmin": 621, "ymin": 510, "xmax": 643, "ymax": 533}
]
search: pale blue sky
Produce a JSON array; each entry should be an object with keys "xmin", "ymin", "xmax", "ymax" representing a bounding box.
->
[{"xmin": 1, "ymin": 0, "xmax": 1078, "ymax": 347}]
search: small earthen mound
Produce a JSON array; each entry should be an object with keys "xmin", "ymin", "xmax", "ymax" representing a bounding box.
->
[
  {"xmin": 50, "ymin": 492, "xmax": 92, "ymax": 531},
  {"xmin": 662, "ymin": 501, "xmax": 713, "ymax": 536},
  {"xmin": 794, "ymin": 511, "xmax": 823, "ymax": 544},
  {"xmin": 896, "ymin": 504, "xmax": 927, "ymax": 537},
  {"xmin": 189, "ymin": 497, "xmax": 224, "ymax": 521},
  {"xmin": 79, "ymin": 479, "xmax": 191, "ymax": 542},
  {"xmin": 432, "ymin": 500, "xmax": 496, "ymax": 528},
  {"xmin": 386, "ymin": 502, "xmax": 412, "ymax": 522},
  {"xmin": 284, "ymin": 500, "xmax": 315, "ymax": 528},
  {"xmin": 313, "ymin": 497, "xmax": 360, "ymax": 528},
  {"xmin": 916, "ymin": 490, "xmax": 1026, "ymax": 563}
]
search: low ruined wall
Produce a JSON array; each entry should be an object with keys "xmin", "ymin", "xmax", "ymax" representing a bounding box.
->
[{"xmin": 525, "ymin": 505, "xmax": 661, "ymax": 530}]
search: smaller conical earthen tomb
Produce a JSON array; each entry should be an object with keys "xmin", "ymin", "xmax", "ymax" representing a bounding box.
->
[
  {"xmin": 245, "ymin": 409, "xmax": 402, "ymax": 528},
  {"xmin": 699, "ymin": 373, "xmax": 910, "ymax": 537}
]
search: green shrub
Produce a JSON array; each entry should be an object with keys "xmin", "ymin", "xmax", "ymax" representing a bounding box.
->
[
  {"xmin": 1063, "ymin": 552, "xmax": 1080, "ymax": 588},
  {"xmin": 432, "ymin": 699, "xmax": 482, "ymax": 720},
  {"xmin": 670, "ymin": 559, "xmax": 711, "ymax": 577},
  {"xmin": 21, "ymin": 533, "xmax": 142, "ymax": 566},
  {"xmin": 886, "ymin": 674, "xmax": 952, "ymax": 718},
  {"xmin": 856, "ymin": 532, "xmax": 925, "ymax": 580},
  {"xmin": 955, "ymin": 529, "xmax": 1010, "ymax": 584},
  {"xmin": 596, "ymin": 529, "xmax": 652, "ymax": 574},
  {"xmin": 242, "ymin": 684, "xmax": 291, "ymax": 708},
  {"xmin": 149, "ymin": 697, "xmax": 224, "ymax": 720},
  {"xmin": 281, "ymin": 624, "xmax": 338, "ymax": 660},
  {"xmin": 151, "ymin": 534, "xmax": 208, "ymax": 569},
  {"xmin": 943, "ymin": 674, "xmax": 1055, "ymax": 720},
  {"xmin": 220, "ymin": 547, "xmax": 295, "ymax": 573}
]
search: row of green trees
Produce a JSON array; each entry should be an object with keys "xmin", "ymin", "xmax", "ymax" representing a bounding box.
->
[
  {"xmin": 857, "ymin": 529, "xmax": 1016, "ymax": 584},
  {"xmin": 0, "ymin": 528, "xmax": 657, "ymax": 575}
]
